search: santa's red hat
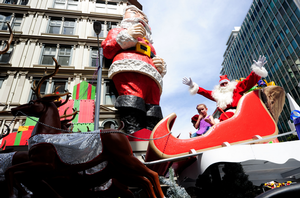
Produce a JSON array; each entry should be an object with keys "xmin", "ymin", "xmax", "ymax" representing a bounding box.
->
[
  {"xmin": 191, "ymin": 114, "xmax": 199, "ymax": 122},
  {"xmin": 219, "ymin": 75, "xmax": 230, "ymax": 85}
]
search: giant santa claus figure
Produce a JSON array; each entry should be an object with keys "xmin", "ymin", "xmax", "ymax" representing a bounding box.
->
[
  {"xmin": 183, "ymin": 55, "xmax": 268, "ymax": 121},
  {"xmin": 101, "ymin": 5, "xmax": 167, "ymax": 134}
]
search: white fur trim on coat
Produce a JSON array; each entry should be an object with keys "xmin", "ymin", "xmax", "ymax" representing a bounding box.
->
[
  {"xmin": 116, "ymin": 30, "xmax": 138, "ymax": 50},
  {"xmin": 251, "ymin": 64, "xmax": 268, "ymax": 78},
  {"xmin": 189, "ymin": 82, "xmax": 199, "ymax": 95},
  {"xmin": 108, "ymin": 59, "xmax": 163, "ymax": 93}
]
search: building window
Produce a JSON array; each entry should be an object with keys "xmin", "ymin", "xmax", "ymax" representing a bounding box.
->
[
  {"xmin": 28, "ymin": 78, "xmax": 68, "ymax": 101},
  {"xmin": 53, "ymin": 0, "xmax": 78, "ymax": 10},
  {"xmin": 3, "ymin": 0, "xmax": 28, "ymax": 5},
  {"xmin": 29, "ymin": 78, "xmax": 48, "ymax": 101},
  {"xmin": 0, "ymin": 76, "xmax": 4, "ymax": 89},
  {"xmin": 90, "ymin": 47, "xmax": 99, "ymax": 67},
  {"xmin": 51, "ymin": 79, "xmax": 68, "ymax": 95},
  {"xmin": 104, "ymin": 80, "xmax": 117, "ymax": 105},
  {"xmin": 41, "ymin": 45, "xmax": 56, "ymax": 65},
  {"xmin": 58, "ymin": 46, "xmax": 72, "ymax": 66},
  {"xmin": 0, "ymin": 43, "xmax": 13, "ymax": 63},
  {"xmin": 0, "ymin": 13, "xmax": 23, "ymax": 31},
  {"xmin": 107, "ymin": 21, "xmax": 117, "ymax": 32},
  {"xmin": 48, "ymin": 17, "xmax": 76, "ymax": 35},
  {"xmin": 95, "ymin": 0, "xmax": 118, "ymax": 14},
  {"xmin": 40, "ymin": 44, "xmax": 72, "ymax": 66}
]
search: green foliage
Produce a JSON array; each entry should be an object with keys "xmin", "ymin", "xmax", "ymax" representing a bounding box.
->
[{"xmin": 159, "ymin": 168, "xmax": 191, "ymax": 198}]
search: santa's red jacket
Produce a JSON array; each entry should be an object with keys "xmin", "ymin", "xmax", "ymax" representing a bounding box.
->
[{"xmin": 101, "ymin": 27, "xmax": 163, "ymax": 94}]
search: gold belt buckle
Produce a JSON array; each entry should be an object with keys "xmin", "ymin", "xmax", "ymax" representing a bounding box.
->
[{"xmin": 136, "ymin": 42, "xmax": 151, "ymax": 58}]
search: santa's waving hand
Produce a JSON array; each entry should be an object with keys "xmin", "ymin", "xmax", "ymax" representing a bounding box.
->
[{"xmin": 183, "ymin": 55, "xmax": 268, "ymax": 122}]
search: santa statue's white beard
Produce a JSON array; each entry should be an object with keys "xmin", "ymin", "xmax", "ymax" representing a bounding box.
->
[
  {"xmin": 119, "ymin": 18, "xmax": 153, "ymax": 44},
  {"xmin": 211, "ymin": 81, "xmax": 238, "ymax": 110}
]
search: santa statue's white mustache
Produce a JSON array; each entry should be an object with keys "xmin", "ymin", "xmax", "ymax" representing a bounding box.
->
[{"xmin": 122, "ymin": 18, "xmax": 151, "ymax": 33}]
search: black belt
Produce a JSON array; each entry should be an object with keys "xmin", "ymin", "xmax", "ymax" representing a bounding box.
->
[
  {"xmin": 127, "ymin": 42, "xmax": 155, "ymax": 58},
  {"xmin": 224, "ymin": 107, "xmax": 237, "ymax": 112}
]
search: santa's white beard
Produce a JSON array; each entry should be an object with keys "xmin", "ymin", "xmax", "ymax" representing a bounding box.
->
[
  {"xmin": 119, "ymin": 18, "xmax": 153, "ymax": 44},
  {"xmin": 211, "ymin": 81, "xmax": 238, "ymax": 110}
]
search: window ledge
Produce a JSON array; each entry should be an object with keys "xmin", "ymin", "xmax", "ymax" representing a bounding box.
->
[
  {"xmin": 87, "ymin": 36, "xmax": 105, "ymax": 40},
  {"xmin": 47, "ymin": 7, "xmax": 82, "ymax": 14},
  {"xmin": 84, "ymin": 66, "xmax": 99, "ymax": 70},
  {"xmin": 90, "ymin": 12, "xmax": 121, "ymax": 17},
  {"xmin": 0, "ymin": 4, "xmax": 30, "ymax": 8},
  {"xmin": 41, "ymin": 33, "xmax": 79, "ymax": 38},
  {"xmin": 33, "ymin": 64, "xmax": 75, "ymax": 69},
  {"xmin": 0, "ymin": 63, "xmax": 12, "ymax": 66},
  {"xmin": 0, "ymin": 30, "xmax": 22, "ymax": 34}
]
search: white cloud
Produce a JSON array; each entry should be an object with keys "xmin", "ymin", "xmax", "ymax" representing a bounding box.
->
[{"xmin": 137, "ymin": 0, "xmax": 253, "ymax": 139}]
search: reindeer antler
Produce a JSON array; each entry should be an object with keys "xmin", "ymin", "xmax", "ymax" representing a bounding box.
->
[
  {"xmin": 0, "ymin": 22, "xmax": 13, "ymax": 55},
  {"xmin": 32, "ymin": 57, "xmax": 61, "ymax": 99},
  {"xmin": 60, "ymin": 108, "xmax": 79, "ymax": 120},
  {"xmin": 56, "ymin": 93, "xmax": 71, "ymax": 108}
]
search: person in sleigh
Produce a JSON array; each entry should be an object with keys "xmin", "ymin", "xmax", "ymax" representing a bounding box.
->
[{"xmin": 183, "ymin": 55, "xmax": 268, "ymax": 122}]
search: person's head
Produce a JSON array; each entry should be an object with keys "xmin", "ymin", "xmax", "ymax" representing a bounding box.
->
[
  {"xmin": 196, "ymin": 104, "xmax": 208, "ymax": 115},
  {"xmin": 191, "ymin": 114, "xmax": 199, "ymax": 128},
  {"xmin": 219, "ymin": 75, "xmax": 230, "ymax": 88},
  {"xmin": 212, "ymin": 75, "xmax": 237, "ymax": 110}
]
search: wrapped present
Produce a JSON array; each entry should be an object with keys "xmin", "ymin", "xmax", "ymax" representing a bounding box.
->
[
  {"xmin": 73, "ymin": 81, "xmax": 96, "ymax": 100},
  {"xmin": 0, "ymin": 126, "xmax": 34, "ymax": 149},
  {"xmin": 24, "ymin": 116, "xmax": 38, "ymax": 126},
  {"xmin": 78, "ymin": 100, "xmax": 95, "ymax": 123},
  {"xmin": 58, "ymin": 99, "xmax": 75, "ymax": 121}
]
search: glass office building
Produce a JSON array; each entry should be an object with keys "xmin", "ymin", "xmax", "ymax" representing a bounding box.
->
[{"xmin": 221, "ymin": 0, "xmax": 300, "ymax": 135}]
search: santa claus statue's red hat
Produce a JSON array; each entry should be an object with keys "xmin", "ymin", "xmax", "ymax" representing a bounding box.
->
[{"xmin": 219, "ymin": 75, "xmax": 230, "ymax": 85}]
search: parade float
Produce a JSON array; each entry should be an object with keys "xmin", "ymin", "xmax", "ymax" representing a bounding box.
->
[
  {"xmin": 143, "ymin": 79, "xmax": 300, "ymax": 196},
  {"xmin": 1, "ymin": 6, "xmax": 300, "ymax": 198}
]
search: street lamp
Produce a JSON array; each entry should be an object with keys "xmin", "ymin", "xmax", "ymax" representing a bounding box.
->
[{"xmin": 93, "ymin": 21, "xmax": 103, "ymax": 130}]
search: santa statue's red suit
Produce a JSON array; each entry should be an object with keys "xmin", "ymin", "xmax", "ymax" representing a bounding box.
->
[
  {"xmin": 102, "ymin": 5, "xmax": 167, "ymax": 134},
  {"xmin": 183, "ymin": 56, "xmax": 268, "ymax": 121}
]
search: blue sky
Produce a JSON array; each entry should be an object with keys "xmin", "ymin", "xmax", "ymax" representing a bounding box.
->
[{"xmin": 137, "ymin": 0, "xmax": 253, "ymax": 138}]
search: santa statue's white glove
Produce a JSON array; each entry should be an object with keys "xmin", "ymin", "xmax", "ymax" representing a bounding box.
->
[
  {"xmin": 127, "ymin": 23, "xmax": 146, "ymax": 39},
  {"xmin": 182, "ymin": 77, "xmax": 194, "ymax": 88},
  {"xmin": 253, "ymin": 55, "xmax": 267, "ymax": 68},
  {"xmin": 152, "ymin": 56, "xmax": 167, "ymax": 77}
]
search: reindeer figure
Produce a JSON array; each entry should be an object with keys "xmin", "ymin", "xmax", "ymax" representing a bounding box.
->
[
  {"xmin": 0, "ymin": 23, "xmax": 42, "ymax": 198},
  {"xmin": 6, "ymin": 57, "xmax": 164, "ymax": 198}
]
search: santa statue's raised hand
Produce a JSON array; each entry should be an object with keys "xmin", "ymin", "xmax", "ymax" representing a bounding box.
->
[
  {"xmin": 253, "ymin": 55, "xmax": 267, "ymax": 68},
  {"xmin": 182, "ymin": 77, "xmax": 194, "ymax": 88},
  {"xmin": 127, "ymin": 23, "xmax": 146, "ymax": 39}
]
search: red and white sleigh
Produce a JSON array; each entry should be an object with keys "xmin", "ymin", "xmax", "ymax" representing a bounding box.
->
[{"xmin": 145, "ymin": 86, "xmax": 285, "ymax": 175}]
